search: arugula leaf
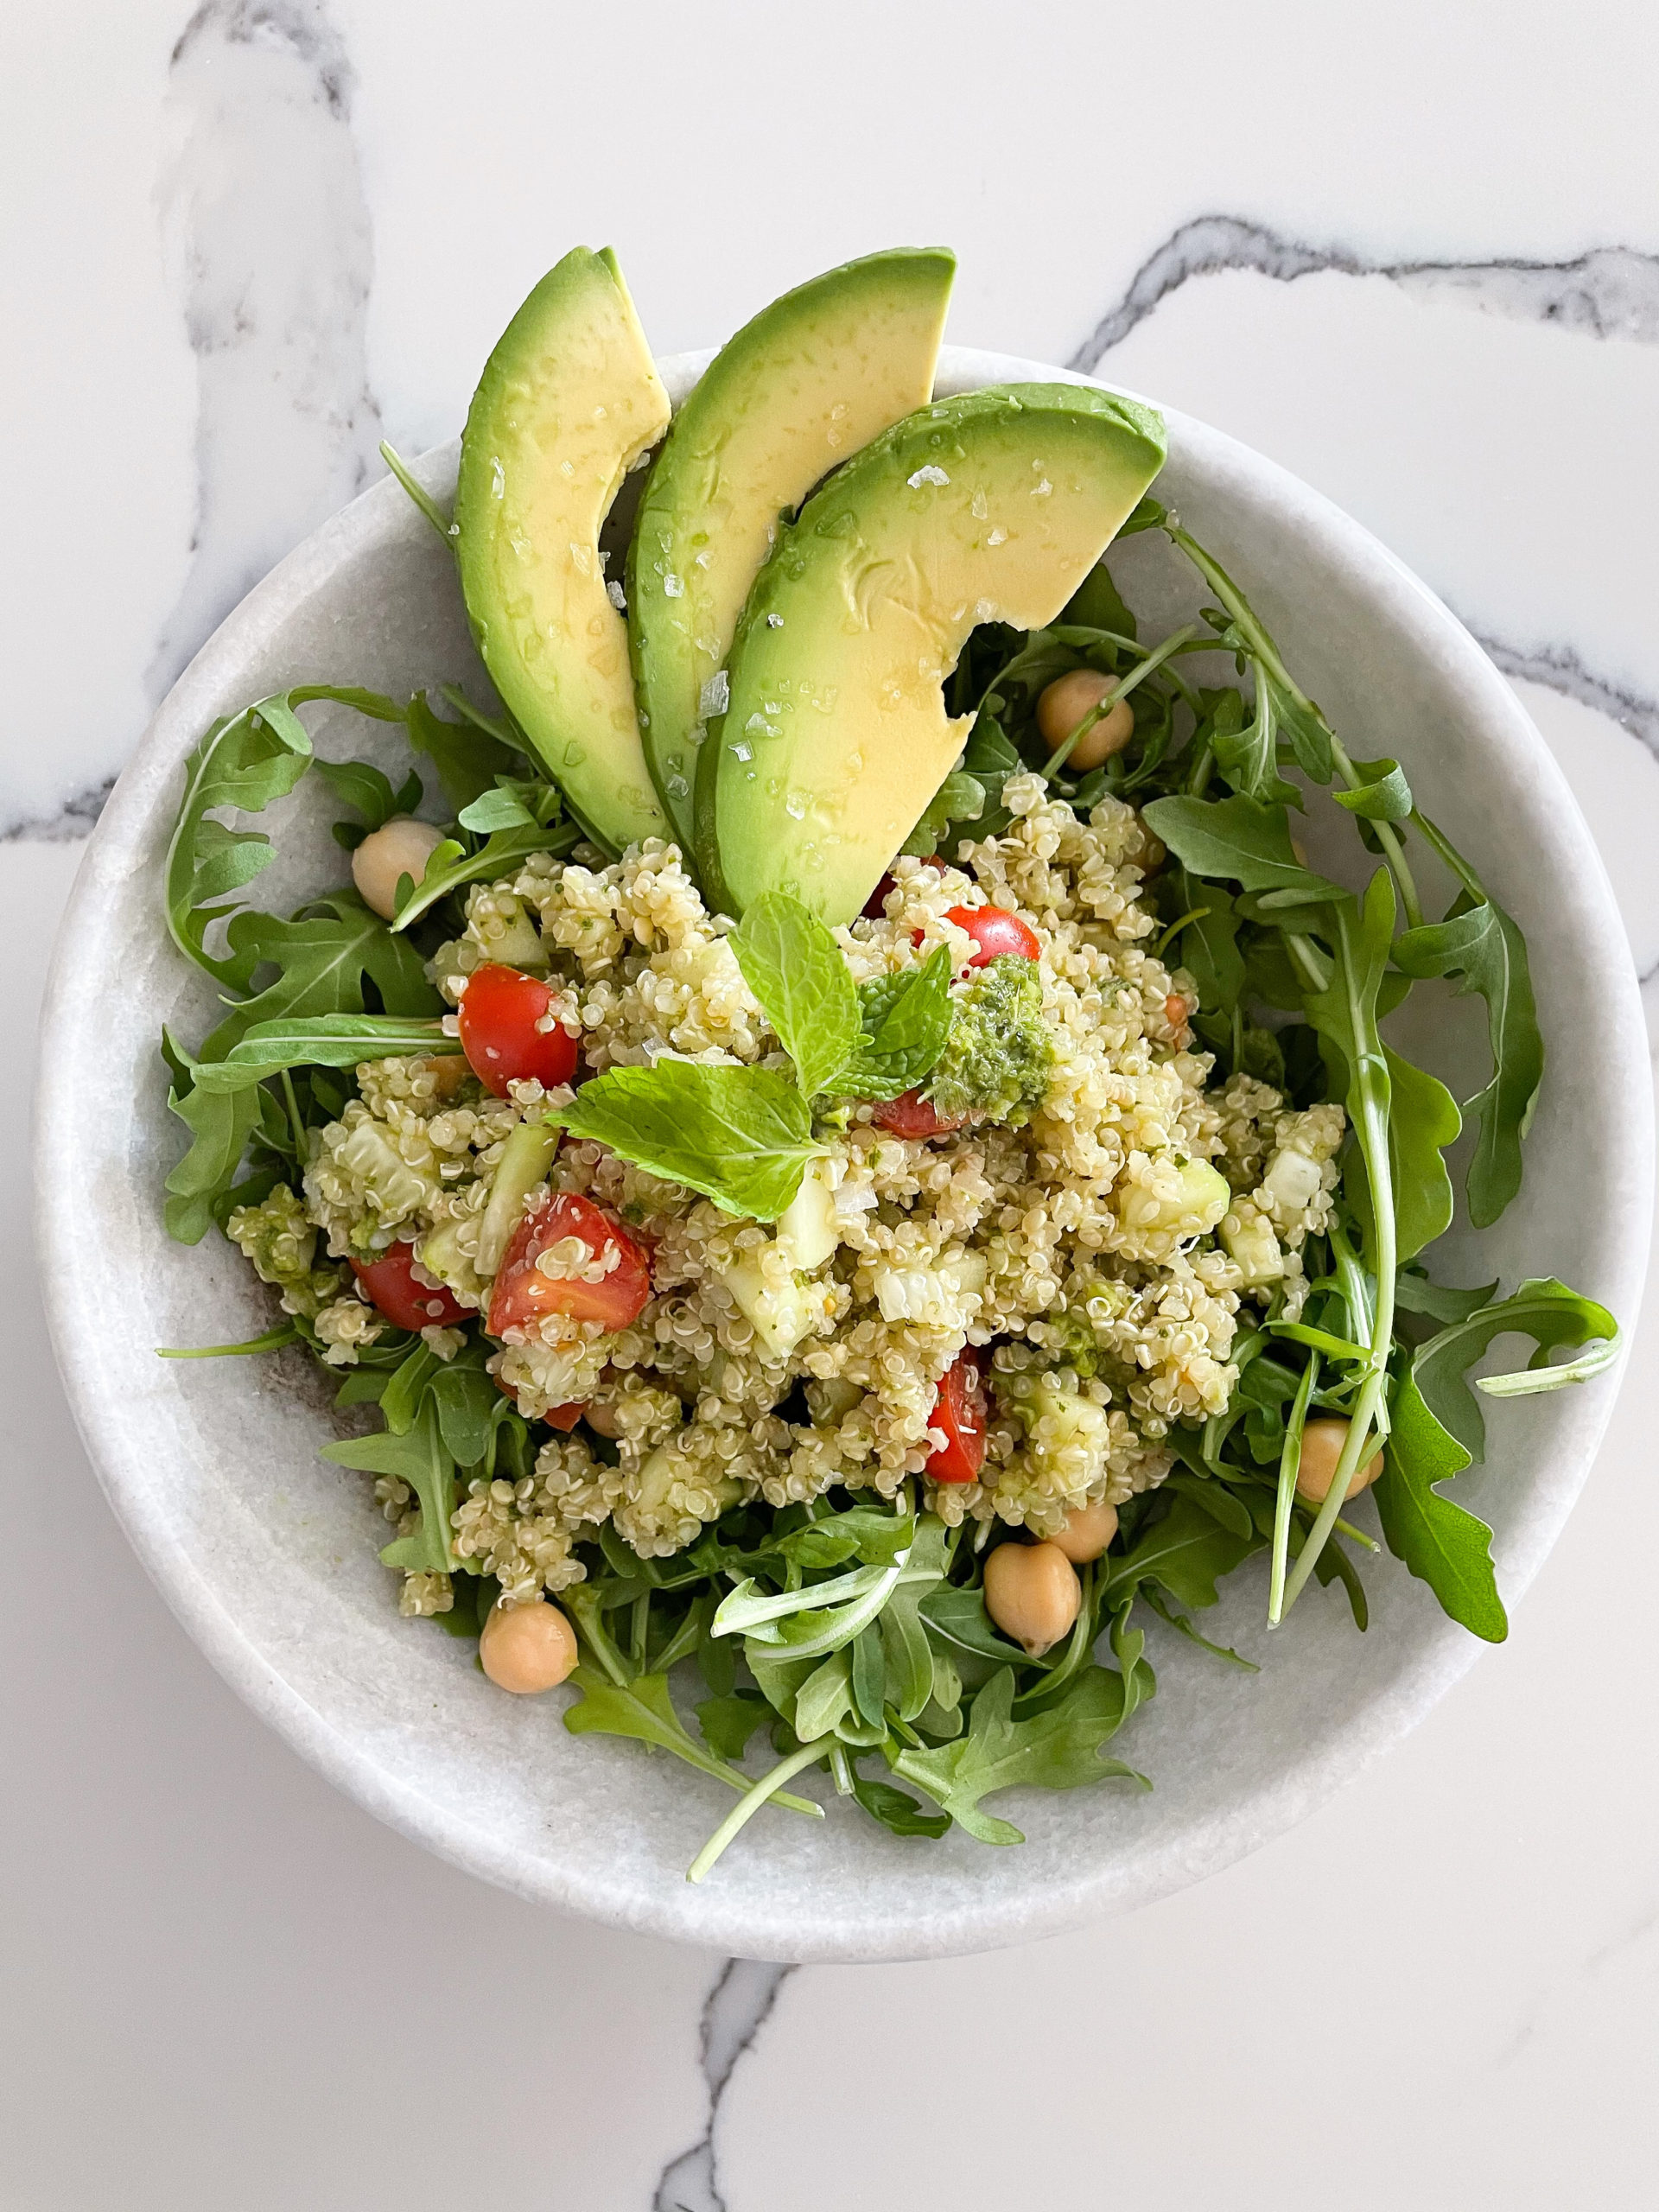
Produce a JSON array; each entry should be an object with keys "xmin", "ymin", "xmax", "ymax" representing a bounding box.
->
[
  {"xmin": 918, "ymin": 1582, "xmax": 1033, "ymax": 1668},
  {"xmin": 1350, "ymin": 1046, "xmax": 1462, "ymax": 1264},
  {"xmin": 1371, "ymin": 1369, "xmax": 1507, "ymax": 1642},
  {"xmin": 315, "ymin": 755, "xmax": 423, "ymax": 841},
  {"xmin": 850, "ymin": 1769, "xmax": 950, "ymax": 1840},
  {"xmin": 730, "ymin": 893, "xmax": 861, "ymax": 1099},
  {"xmin": 695, "ymin": 1691, "xmax": 772, "ymax": 1762},
  {"xmin": 1103, "ymin": 1493, "xmax": 1259, "ymax": 1612},
  {"xmin": 1172, "ymin": 524, "xmax": 1334, "ymax": 784},
  {"xmin": 563, "ymin": 1666, "xmax": 818, "ymax": 1812},
  {"xmin": 1394, "ymin": 861, "xmax": 1542, "ymax": 1227},
  {"xmin": 454, "ymin": 776, "xmax": 565, "ymax": 836},
  {"xmin": 1062, "ymin": 559, "xmax": 1138, "ymax": 639},
  {"xmin": 1409, "ymin": 1278, "xmax": 1620, "ymax": 1463},
  {"xmin": 773, "ymin": 1504, "xmax": 916, "ymax": 1571},
  {"xmin": 162, "ymin": 1035, "xmax": 264, "ymax": 1243},
  {"xmin": 891, "ymin": 1668, "xmax": 1147, "ymax": 1846},
  {"xmin": 1395, "ymin": 1268, "xmax": 1501, "ymax": 1325},
  {"xmin": 323, "ymin": 1399, "xmax": 458, "ymax": 1574},
  {"xmin": 193, "ymin": 1015, "xmax": 458, "ymax": 1091},
  {"xmin": 1301, "ymin": 869, "xmax": 1395, "ymax": 1264},
  {"xmin": 198, "ymin": 891, "xmax": 440, "ymax": 1065},
  {"xmin": 1211, "ymin": 667, "xmax": 1297, "ymax": 806},
  {"xmin": 1169, "ymin": 868, "xmax": 1244, "ymax": 1016},
  {"xmin": 1141, "ymin": 793, "xmax": 1345, "ymax": 902},
  {"xmin": 901, "ymin": 770, "xmax": 988, "ymax": 858},
  {"xmin": 390, "ymin": 823, "xmax": 576, "ymax": 931},
  {"xmin": 1332, "ymin": 757, "xmax": 1414, "ymax": 822},
  {"xmin": 836, "ymin": 948, "xmax": 955, "ymax": 1101},
  {"xmin": 404, "ymin": 690, "xmax": 524, "ymax": 814},
  {"xmin": 549, "ymin": 1061, "xmax": 820, "ymax": 1220},
  {"xmin": 165, "ymin": 687, "xmax": 400, "ymax": 982}
]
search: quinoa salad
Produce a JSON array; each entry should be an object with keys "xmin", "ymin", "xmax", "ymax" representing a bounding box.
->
[{"xmin": 161, "ymin": 246, "xmax": 1618, "ymax": 1878}]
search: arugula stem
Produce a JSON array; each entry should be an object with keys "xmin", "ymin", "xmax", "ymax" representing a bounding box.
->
[
  {"xmin": 687, "ymin": 1736, "xmax": 833, "ymax": 1883},
  {"xmin": 379, "ymin": 442, "xmax": 454, "ymax": 548},
  {"xmin": 280, "ymin": 1068, "xmax": 308, "ymax": 1159},
  {"xmin": 157, "ymin": 1323, "xmax": 300, "ymax": 1359},
  {"xmin": 1410, "ymin": 808, "xmax": 1486, "ymax": 904},
  {"xmin": 1154, "ymin": 906, "xmax": 1212, "ymax": 958},
  {"xmin": 1269, "ymin": 1353, "xmax": 1319, "ymax": 1624},
  {"xmin": 1041, "ymin": 626, "xmax": 1201, "ymax": 779},
  {"xmin": 1280, "ymin": 916, "xmax": 1398, "ymax": 1615},
  {"xmin": 1282, "ymin": 931, "xmax": 1332, "ymax": 994},
  {"xmin": 1329, "ymin": 733, "xmax": 1423, "ymax": 929}
]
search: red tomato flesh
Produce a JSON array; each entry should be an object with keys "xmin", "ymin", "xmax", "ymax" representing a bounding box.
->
[
  {"xmin": 458, "ymin": 963, "xmax": 580, "ymax": 1096},
  {"xmin": 945, "ymin": 905, "xmax": 1040, "ymax": 966},
  {"xmin": 870, "ymin": 1089, "xmax": 970, "ymax": 1139},
  {"xmin": 486, "ymin": 1190, "xmax": 652, "ymax": 1339},
  {"xmin": 543, "ymin": 1400, "xmax": 586, "ymax": 1432},
  {"xmin": 351, "ymin": 1243, "xmax": 468, "ymax": 1332},
  {"xmin": 925, "ymin": 1351, "xmax": 988, "ymax": 1484}
]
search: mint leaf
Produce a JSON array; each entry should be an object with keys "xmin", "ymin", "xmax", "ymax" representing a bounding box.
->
[
  {"xmin": 1141, "ymin": 793, "xmax": 1345, "ymax": 903},
  {"xmin": 550, "ymin": 1061, "xmax": 819, "ymax": 1220},
  {"xmin": 891, "ymin": 1668, "xmax": 1147, "ymax": 1846},
  {"xmin": 730, "ymin": 893, "xmax": 860, "ymax": 1099},
  {"xmin": 837, "ymin": 947, "xmax": 955, "ymax": 1101}
]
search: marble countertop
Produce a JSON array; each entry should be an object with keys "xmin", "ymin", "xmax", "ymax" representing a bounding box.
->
[{"xmin": 5, "ymin": 3, "xmax": 1656, "ymax": 2204}]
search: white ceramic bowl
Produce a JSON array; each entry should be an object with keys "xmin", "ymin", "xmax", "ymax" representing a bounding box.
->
[{"xmin": 36, "ymin": 348, "xmax": 1649, "ymax": 1962}]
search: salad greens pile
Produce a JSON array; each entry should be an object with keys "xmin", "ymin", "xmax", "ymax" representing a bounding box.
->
[{"xmin": 158, "ymin": 466, "xmax": 1618, "ymax": 1878}]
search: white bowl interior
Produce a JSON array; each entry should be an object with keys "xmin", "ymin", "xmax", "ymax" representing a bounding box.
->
[{"xmin": 36, "ymin": 347, "xmax": 1649, "ymax": 1961}]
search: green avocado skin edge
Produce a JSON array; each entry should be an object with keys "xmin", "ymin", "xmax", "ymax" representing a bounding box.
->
[
  {"xmin": 702, "ymin": 383, "xmax": 1166, "ymax": 925},
  {"xmin": 455, "ymin": 245, "xmax": 671, "ymax": 855},
  {"xmin": 627, "ymin": 247, "xmax": 957, "ymax": 855}
]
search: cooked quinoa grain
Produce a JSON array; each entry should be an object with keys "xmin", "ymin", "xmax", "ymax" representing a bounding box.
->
[{"xmin": 272, "ymin": 774, "xmax": 1342, "ymax": 1605}]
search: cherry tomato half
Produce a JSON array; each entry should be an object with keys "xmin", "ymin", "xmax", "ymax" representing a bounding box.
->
[
  {"xmin": 486, "ymin": 1190, "xmax": 652, "ymax": 1340},
  {"xmin": 870, "ymin": 1089, "xmax": 970, "ymax": 1140},
  {"xmin": 543, "ymin": 1401, "xmax": 586, "ymax": 1432},
  {"xmin": 458, "ymin": 963, "xmax": 580, "ymax": 1096},
  {"xmin": 351, "ymin": 1242, "xmax": 469, "ymax": 1332},
  {"xmin": 944, "ymin": 905, "xmax": 1040, "ymax": 966},
  {"xmin": 925, "ymin": 1351, "xmax": 988, "ymax": 1484}
]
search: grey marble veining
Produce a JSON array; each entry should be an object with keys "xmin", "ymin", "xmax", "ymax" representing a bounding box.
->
[
  {"xmin": 652, "ymin": 1962, "xmax": 795, "ymax": 2212},
  {"xmin": 1068, "ymin": 213, "xmax": 1659, "ymax": 368},
  {"xmin": 149, "ymin": 0, "xmax": 383, "ymax": 704}
]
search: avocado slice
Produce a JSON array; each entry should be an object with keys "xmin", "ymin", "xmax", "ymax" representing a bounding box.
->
[
  {"xmin": 626, "ymin": 248, "xmax": 955, "ymax": 851},
  {"xmin": 456, "ymin": 247, "xmax": 672, "ymax": 853},
  {"xmin": 707, "ymin": 385, "xmax": 1166, "ymax": 923}
]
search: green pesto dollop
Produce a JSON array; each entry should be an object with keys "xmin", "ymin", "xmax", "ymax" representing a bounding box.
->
[{"xmin": 926, "ymin": 953, "xmax": 1054, "ymax": 1125}]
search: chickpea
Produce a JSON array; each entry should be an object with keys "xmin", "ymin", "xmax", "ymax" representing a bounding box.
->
[
  {"xmin": 479, "ymin": 1598, "xmax": 578, "ymax": 1694},
  {"xmin": 1294, "ymin": 1417, "xmax": 1383, "ymax": 1506},
  {"xmin": 983, "ymin": 1540, "xmax": 1082, "ymax": 1656},
  {"xmin": 581, "ymin": 1397, "xmax": 623, "ymax": 1440},
  {"xmin": 351, "ymin": 816, "xmax": 448, "ymax": 920},
  {"xmin": 1050, "ymin": 1498, "xmax": 1119, "ymax": 1564},
  {"xmin": 1034, "ymin": 669, "xmax": 1135, "ymax": 769}
]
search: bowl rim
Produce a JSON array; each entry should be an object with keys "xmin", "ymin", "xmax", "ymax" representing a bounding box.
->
[{"xmin": 35, "ymin": 345, "xmax": 1651, "ymax": 1961}]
